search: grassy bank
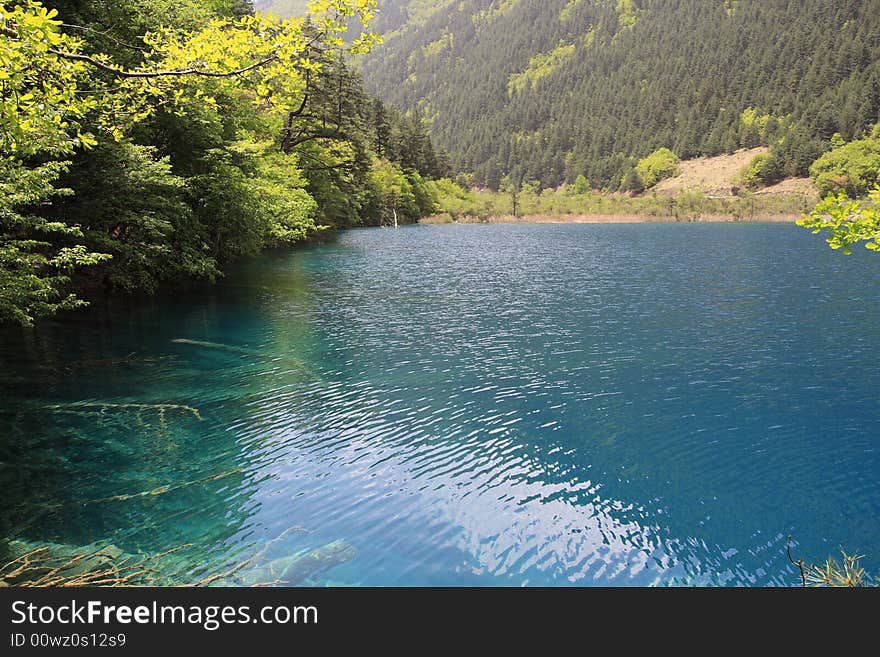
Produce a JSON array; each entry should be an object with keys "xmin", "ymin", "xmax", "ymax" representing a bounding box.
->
[
  {"xmin": 423, "ymin": 180, "xmax": 814, "ymax": 225},
  {"xmin": 421, "ymin": 212, "xmax": 798, "ymax": 224}
]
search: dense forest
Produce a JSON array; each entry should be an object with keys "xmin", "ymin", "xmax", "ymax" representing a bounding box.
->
[
  {"xmin": 4, "ymin": 0, "xmax": 880, "ymax": 328},
  {"xmin": 351, "ymin": 0, "xmax": 880, "ymax": 190},
  {"xmin": 0, "ymin": 0, "xmax": 447, "ymax": 326}
]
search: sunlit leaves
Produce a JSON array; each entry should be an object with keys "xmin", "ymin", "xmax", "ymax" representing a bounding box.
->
[
  {"xmin": 507, "ymin": 43, "xmax": 575, "ymax": 96},
  {"xmin": 369, "ymin": 158, "xmax": 436, "ymax": 222},
  {"xmin": 0, "ymin": 2, "xmax": 96, "ymax": 157},
  {"xmin": 1, "ymin": 0, "xmax": 380, "ymax": 152},
  {"xmin": 798, "ymin": 186, "xmax": 880, "ymax": 255},
  {"xmin": 0, "ymin": 0, "xmax": 379, "ymax": 325},
  {"xmin": 50, "ymin": 244, "xmax": 112, "ymax": 272},
  {"xmin": 809, "ymin": 134, "xmax": 880, "ymax": 198},
  {"xmin": 635, "ymin": 147, "xmax": 680, "ymax": 189}
]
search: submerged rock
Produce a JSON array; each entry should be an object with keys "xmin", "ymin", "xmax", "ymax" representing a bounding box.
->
[{"xmin": 230, "ymin": 540, "xmax": 358, "ymax": 587}]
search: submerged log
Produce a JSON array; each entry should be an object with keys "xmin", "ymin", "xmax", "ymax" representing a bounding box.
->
[
  {"xmin": 171, "ymin": 338, "xmax": 315, "ymax": 377},
  {"xmin": 5, "ymin": 539, "xmax": 123, "ymax": 573},
  {"xmin": 2, "ymin": 536, "xmax": 357, "ymax": 587},
  {"xmin": 1, "ymin": 539, "xmax": 129, "ymax": 586},
  {"xmin": 171, "ymin": 338, "xmax": 254, "ymax": 354}
]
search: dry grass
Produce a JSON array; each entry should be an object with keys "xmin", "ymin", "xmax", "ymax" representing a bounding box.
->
[
  {"xmin": 653, "ymin": 147, "xmax": 818, "ymax": 200},
  {"xmin": 420, "ymin": 213, "xmax": 455, "ymax": 224},
  {"xmin": 655, "ymin": 147, "xmax": 768, "ymax": 196},
  {"xmin": 758, "ymin": 177, "xmax": 818, "ymax": 198}
]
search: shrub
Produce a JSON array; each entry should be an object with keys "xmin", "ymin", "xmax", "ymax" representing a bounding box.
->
[
  {"xmin": 635, "ymin": 148, "xmax": 680, "ymax": 188},
  {"xmin": 739, "ymin": 152, "xmax": 785, "ymax": 188},
  {"xmin": 573, "ymin": 174, "xmax": 591, "ymax": 195},
  {"xmin": 809, "ymin": 135, "xmax": 880, "ymax": 198},
  {"xmin": 620, "ymin": 169, "xmax": 645, "ymax": 193},
  {"xmin": 428, "ymin": 178, "xmax": 480, "ymax": 218}
]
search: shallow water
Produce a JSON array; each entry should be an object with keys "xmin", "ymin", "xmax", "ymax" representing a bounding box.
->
[{"xmin": 1, "ymin": 223, "xmax": 879, "ymax": 586}]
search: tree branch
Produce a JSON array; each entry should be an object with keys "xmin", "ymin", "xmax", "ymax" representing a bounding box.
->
[
  {"xmin": 48, "ymin": 48, "xmax": 279, "ymax": 79},
  {"xmin": 281, "ymin": 70, "xmax": 311, "ymax": 153},
  {"xmin": 787, "ymin": 535, "xmax": 807, "ymax": 588},
  {"xmin": 283, "ymin": 128, "xmax": 343, "ymax": 151}
]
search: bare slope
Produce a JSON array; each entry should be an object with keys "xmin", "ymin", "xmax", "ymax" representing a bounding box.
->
[{"xmin": 654, "ymin": 149, "xmax": 817, "ymax": 199}]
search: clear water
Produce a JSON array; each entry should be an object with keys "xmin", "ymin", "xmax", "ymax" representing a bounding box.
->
[{"xmin": 1, "ymin": 223, "xmax": 879, "ymax": 586}]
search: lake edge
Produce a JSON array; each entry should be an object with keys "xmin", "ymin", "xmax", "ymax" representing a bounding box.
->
[{"xmin": 421, "ymin": 213, "xmax": 799, "ymax": 225}]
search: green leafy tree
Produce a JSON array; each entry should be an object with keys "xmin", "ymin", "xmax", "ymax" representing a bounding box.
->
[
  {"xmin": 0, "ymin": 0, "xmax": 386, "ymax": 324},
  {"xmin": 799, "ymin": 186, "xmax": 880, "ymax": 255},
  {"xmin": 739, "ymin": 152, "xmax": 784, "ymax": 188},
  {"xmin": 427, "ymin": 178, "xmax": 478, "ymax": 218},
  {"xmin": 573, "ymin": 174, "xmax": 591, "ymax": 195},
  {"xmin": 621, "ymin": 168, "xmax": 645, "ymax": 193},
  {"xmin": 0, "ymin": 160, "xmax": 111, "ymax": 325},
  {"xmin": 0, "ymin": 2, "xmax": 110, "ymax": 324},
  {"xmin": 370, "ymin": 158, "xmax": 419, "ymax": 224},
  {"xmin": 406, "ymin": 170, "xmax": 438, "ymax": 217},
  {"xmin": 49, "ymin": 141, "xmax": 209, "ymax": 294},
  {"xmin": 254, "ymin": 150, "xmax": 320, "ymax": 246},
  {"xmin": 1, "ymin": 0, "xmax": 449, "ymax": 325},
  {"xmin": 635, "ymin": 148, "xmax": 680, "ymax": 188},
  {"xmin": 809, "ymin": 135, "xmax": 880, "ymax": 198}
]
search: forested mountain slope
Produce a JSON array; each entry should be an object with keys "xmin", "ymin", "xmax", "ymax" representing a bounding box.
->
[
  {"xmin": 252, "ymin": 0, "xmax": 310, "ymax": 16},
  {"xmin": 353, "ymin": 0, "xmax": 880, "ymax": 189}
]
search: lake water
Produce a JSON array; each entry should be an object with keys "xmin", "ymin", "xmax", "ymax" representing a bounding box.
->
[{"xmin": 1, "ymin": 223, "xmax": 879, "ymax": 586}]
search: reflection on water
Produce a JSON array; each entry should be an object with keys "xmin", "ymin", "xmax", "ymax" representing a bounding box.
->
[{"xmin": 1, "ymin": 223, "xmax": 879, "ymax": 586}]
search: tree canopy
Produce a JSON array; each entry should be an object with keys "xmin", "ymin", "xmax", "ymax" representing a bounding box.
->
[
  {"xmin": 635, "ymin": 148, "xmax": 680, "ymax": 189},
  {"xmin": 0, "ymin": 0, "xmax": 445, "ymax": 325}
]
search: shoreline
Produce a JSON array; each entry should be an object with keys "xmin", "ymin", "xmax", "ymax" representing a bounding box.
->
[{"xmin": 421, "ymin": 212, "xmax": 800, "ymax": 225}]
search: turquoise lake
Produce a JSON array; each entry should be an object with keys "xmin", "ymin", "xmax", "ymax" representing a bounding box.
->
[{"xmin": 1, "ymin": 223, "xmax": 879, "ymax": 586}]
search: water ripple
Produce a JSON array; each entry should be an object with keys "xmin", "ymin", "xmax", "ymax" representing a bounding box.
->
[{"xmin": 2, "ymin": 224, "xmax": 879, "ymax": 586}]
